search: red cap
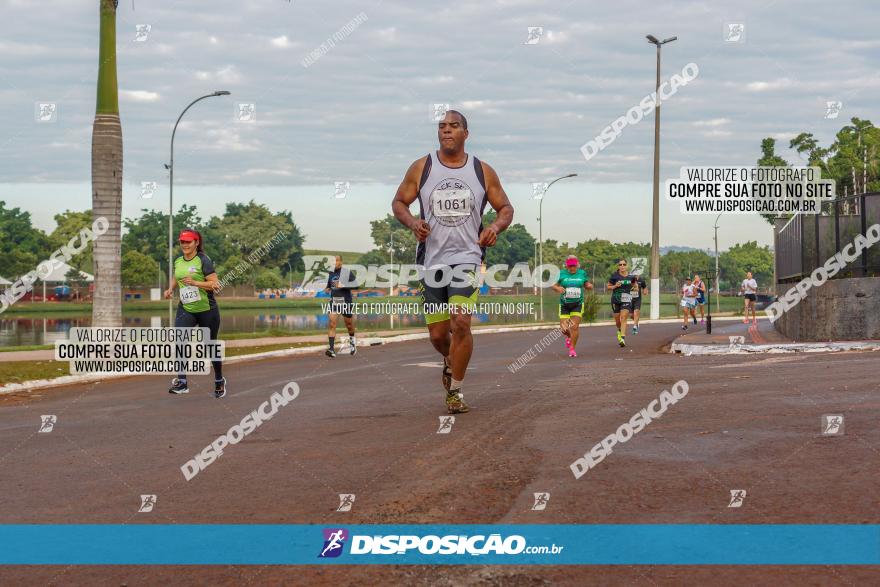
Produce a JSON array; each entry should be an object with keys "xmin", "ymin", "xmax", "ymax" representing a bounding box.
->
[
  {"xmin": 565, "ymin": 256, "xmax": 578, "ymax": 267},
  {"xmin": 178, "ymin": 230, "xmax": 199, "ymax": 242}
]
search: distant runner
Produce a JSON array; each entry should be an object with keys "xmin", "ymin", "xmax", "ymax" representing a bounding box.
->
[
  {"xmin": 607, "ymin": 259, "xmax": 636, "ymax": 347},
  {"xmin": 681, "ymin": 277, "xmax": 697, "ymax": 331},
  {"xmin": 693, "ymin": 273, "xmax": 707, "ymax": 325},
  {"xmin": 325, "ymin": 255, "xmax": 357, "ymax": 358},
  {"xmin": 164, "ymin": 228, "xmax": 226, "ymax": 398},
  {"xmin": 630, "ymin": 271, "xmax": 647, "ymax": 334},
  {"xmin": 550, "ymin": 255, "xmax": 593, "ymax": 357},
  {"xmin": 392, "ymin": 110, "xmax": 514, "ymax": 414},
  {"xmin": 741, "ymin": 271, "xmax": 758, "ymax": 324}
]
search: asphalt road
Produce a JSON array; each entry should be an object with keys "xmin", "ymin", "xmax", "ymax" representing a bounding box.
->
[{"xmin": 1, "ymin": 321, "xmax": 878, "ymax": 585}]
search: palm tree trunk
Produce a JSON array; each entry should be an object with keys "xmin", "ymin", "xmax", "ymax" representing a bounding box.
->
[{"xmin": 91, "ymin": 0, "xmax": 122, "ymax": 326}]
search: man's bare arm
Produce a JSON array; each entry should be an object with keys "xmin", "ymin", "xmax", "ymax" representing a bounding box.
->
[
  {"xmin": 392, "ymin": 157, "xmax": 430, "ymax": 241},
  {"xmin": 479, "ymin": 161, "xmax": 514, "ymax": 247}
]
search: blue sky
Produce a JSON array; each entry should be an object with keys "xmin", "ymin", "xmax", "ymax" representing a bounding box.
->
[{"xmin": 1, "ymin": 0, "xmax": 877, "ymax": 251}]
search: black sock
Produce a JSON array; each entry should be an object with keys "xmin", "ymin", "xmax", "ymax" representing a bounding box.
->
[{"xmin": 329, "ymin": 336, "xmax": 335, "ymax": 351}]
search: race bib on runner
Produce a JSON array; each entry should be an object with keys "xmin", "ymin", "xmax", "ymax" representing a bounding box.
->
[
  {"xmin": 180, "ymin": 285, "xmax": 200, "ymax": 304},
  {"xmin": 332, "ymin": 296, "xmax": 346, "ymax": 305},
  {"xmin": 432, "ymin": 189, "xmax": 472, "ymax": 218},
  {"xmin": 620, "ymin": 293, "xmax": 632, "ymax": 303},
  {"xmin": 631, "ymin": 288, "xmax": 640, "ymax": 298},
  {"xmin": 564, "ymin": 287, "xmax": 581, "ymax": 300}
]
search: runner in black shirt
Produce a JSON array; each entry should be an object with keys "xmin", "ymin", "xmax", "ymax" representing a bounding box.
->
[{"xmin": 325, "ymin": 255, "xmax": 357, "ymax": 357}]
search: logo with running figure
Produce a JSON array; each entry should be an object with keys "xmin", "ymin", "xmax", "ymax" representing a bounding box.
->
[
  {"xmin": 138, "ymin": 494, "xmax": 157, "ymax": 513},
  {"xmin": 531, "ymin": 492, "xmax": 550, "ymax": 510},
  {"xmin": 437, "ymin": 415, "xmax": 455, "ymax": 434},
  {"xmin": 318, "ymin": 528, "xmax": 348, "ymax": 558},
  {"xmin": 336, "ymin": 493, "xmax": 355, "ymax": 512},
  {"xmin": 38, "ymin": 415, "xmax": 57, "ymax": 433},
  {"xmin": 821, "ymin": 414, "xmax": 844, "ymax": 435},
  {"xmin": 430, "ymin": 178, "xmax": 475, "ymax": 227},
  {"xmin": 728, "ymin": 489, "xmax": 746, "ymax": 508}
]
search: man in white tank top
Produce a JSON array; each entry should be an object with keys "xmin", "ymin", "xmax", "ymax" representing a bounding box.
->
[{"xmin": 392, "ymin": 110, "xmax": 514, "ymax": 414}]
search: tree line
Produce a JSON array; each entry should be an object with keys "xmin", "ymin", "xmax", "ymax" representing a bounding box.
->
[
  {"xmin": 357, "ymin": 212, "xmax": 773, "ymax": 292},
  {"xmin": 0, "ymin": 200, "xmax": 305, "ymax": 290}
]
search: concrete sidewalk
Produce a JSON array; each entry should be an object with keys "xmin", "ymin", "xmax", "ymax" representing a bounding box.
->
[{"xmin": 670, "ymin": 316, "xmax": 880, "ymax": 355}]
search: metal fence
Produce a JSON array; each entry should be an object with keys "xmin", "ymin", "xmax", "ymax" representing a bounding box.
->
[{"xmin": 775, "ymin": 192, "xmax": 880, "ymax": 283}]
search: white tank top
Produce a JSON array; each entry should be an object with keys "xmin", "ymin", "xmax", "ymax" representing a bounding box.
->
[{"xmin": 416, "ymin": 151, "xmax": 488, "ymax": 268}]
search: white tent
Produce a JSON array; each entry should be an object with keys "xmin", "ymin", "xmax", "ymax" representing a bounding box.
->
[
  {"xmin": 37, "ymin": 261, "xmax": 94, "ymax": 283},
  {"xmin": 0, "ymin": 276, "xmax": 11, "ymax": 285}
]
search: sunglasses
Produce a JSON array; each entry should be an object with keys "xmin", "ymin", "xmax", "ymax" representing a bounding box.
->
[{"xmin": 617, "ymin": 263, "xmax": 627, "ymax": 266}]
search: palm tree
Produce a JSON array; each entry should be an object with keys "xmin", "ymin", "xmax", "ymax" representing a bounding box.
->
[{"xmin": 91, "ymin": 0, "xmax": 123, "ymax": 326}]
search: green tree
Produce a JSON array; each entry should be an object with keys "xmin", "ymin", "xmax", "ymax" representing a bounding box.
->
[
  {"xmin": 122, "ymin": 205, "xmax": 202, "ymax": 282},
  {"xmin": 484, "ymin": 211, "xmax": 535, "ymax": 267},
  {"xmin": 91, "ymin": 0, "xmax": 123, "ymax": 326},
  {"xmin": 719, "ymin": 241, "xmax": 773, "ymax": 292},
  {"xmin": 208, "ymin": 201, "xmax": 304, "ymax": 274},
  {"xmin": 253, "ymin": 267, "xmax": 285, "ymax": 290},
  {"xmin": 660, "ymin": 249, "xmax": 713, "ymax": 290},
  {"xmin": 357, "ymin": 249, "xmax": 388, "ymax": 267},
  {"xmin": 756, "ymin": 137, "xmax": 789, "ymax": 225},
  {"xmin": 50, "ymin": 210, "xmax": 94, "ymax": 273},
  {"xmin": 0, "ymin": 202, "xmax": 50, "ymax": 278},
  {"xmin": 369, "ymin": 214, "xmax": 416, "ymax": 262},
  {"xmin": 121, "ymin": 250, "xmax": 161, "ymax": 286}
]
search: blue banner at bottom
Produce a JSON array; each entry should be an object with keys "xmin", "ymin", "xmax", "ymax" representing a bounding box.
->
[{"xmin": 1, "ymin": 525, "xmax": 878, "ymax": 565}]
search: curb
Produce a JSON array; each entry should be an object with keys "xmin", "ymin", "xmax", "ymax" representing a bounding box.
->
[{"xmin": 671, "ymin": 341, "xmax": 880, "ymax": 356}]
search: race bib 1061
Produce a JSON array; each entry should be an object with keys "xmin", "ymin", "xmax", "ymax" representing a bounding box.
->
[{"xmin": 432, "ymin": 189, "xmax": 472, "ymax": 218}]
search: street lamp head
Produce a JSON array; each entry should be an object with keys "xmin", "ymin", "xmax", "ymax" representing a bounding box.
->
[
  {"xmin": 563, "ymin": 173, "xmax": 578, "ymax": 179},
  {"xmin": 662, "ymin": 36, "xmax": 678, "ymax": 44},
  {"xmin": 213, "ymin": 90, "xmax": 231, "ymax": 96},
  {"xmin": 646, "ymin": 34, "xmax": 659, "ymax": 44}
]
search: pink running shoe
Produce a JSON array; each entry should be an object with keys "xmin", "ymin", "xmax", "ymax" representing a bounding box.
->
[
  {"xmin": 743, "ymin": 317, "xmax": 749, "ymax": 324},
  {"xmin": 568, "ymin": 349, "xmax": 577, "ymax": 358}
]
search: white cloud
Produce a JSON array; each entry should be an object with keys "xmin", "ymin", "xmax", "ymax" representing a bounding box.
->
[
  {"xmin": 271, "ymin": 35, "xmax": 291, "ymax": 48},
  {"xmin": 120, "ymin": 90, "xmax": 160, "ymax": 102},
  {"xmin": 745, "ymin": 78, "xmax": 796, "ymax": 92},
  {"xmin": 694, "ymin": 118, "xmax": 731, "ymax": 127}
]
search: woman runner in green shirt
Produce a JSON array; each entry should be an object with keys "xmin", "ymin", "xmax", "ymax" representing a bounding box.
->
[
  {"xmin": 163, "ymin": 228, "xmax": 226, "ymax": 398},
  {"xmin": 550, "ymin": 255, "xmax": 592, "ymax": 357}
]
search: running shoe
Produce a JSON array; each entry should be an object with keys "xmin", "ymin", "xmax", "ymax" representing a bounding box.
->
[
  {"xmin": 616, "ymin": 331, "xmax": 625, "ymax": 347},
  {"xmin": 692, "ymin": 315, "xmax": 698, "ymax": 325},
  {"xmin": 168, "ymin": 378, "xmax": 189, "ymax": 394},
  {"xmin": 619, "ymin": 335, "xmax": 627, "ymax": 348},
  {"xmin": 214, "ymin": 377, "xmax": 227, "ymax": 399},
  {"xmin": 349, "ymin": 338, "xmax": 357, "ymax": 355},
  {"xmin": 568, "ymin": 349, "xmax": 577, "ymax": 358},
  {"xmin": 446, "ymin": 390, "xmax": 470, "ymax": 414},
  {"xmin": 700, "ymin": 319, "xmax": 705, "ymax": 325},
  {"xmin": 681, "ymin": 324, "xmax": 688, "ymax": 331},
  {"xmin": 441, "ymin": 356, "xmax": 452, "ymax": 392},
  {"xmin": 325, "ymin": 349, "xmax": 336, "ymax": 358},
  {"xmin": 742, "ymin": 317, "xmax": 749, "ymax": 324},
  {"xmin": 632, "ymin": 325, "xmax": 639, "ymax": 335}
]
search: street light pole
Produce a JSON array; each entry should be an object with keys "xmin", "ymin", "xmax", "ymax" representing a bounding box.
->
[
  {"xmin": 389, "ymin": 229, "xmax": 394, "ymax": 297},
  {"xmin": 536, "ymin": 173, "xmax": 577, "ymax": 321},
  {"xmin": 167, "ymin": 90, "xmax": 230, "ymax": 325},
  {"xmin": 646, "ymin": 34, "xmax": 676, "ymax": 321},
  {"xmin": 714, "ymin": 212, "xmax": 722, "ymax": 313}
]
